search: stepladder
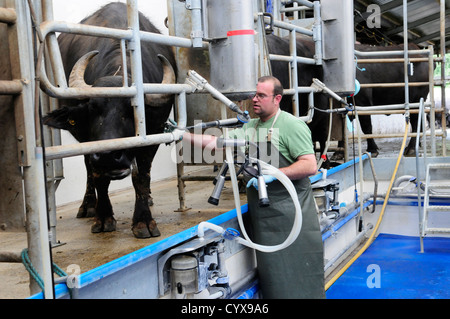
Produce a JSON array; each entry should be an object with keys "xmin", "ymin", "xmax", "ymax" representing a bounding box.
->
[{"xmin": 420, "ymin": 162, "xmax": 450, "ymax": 252}]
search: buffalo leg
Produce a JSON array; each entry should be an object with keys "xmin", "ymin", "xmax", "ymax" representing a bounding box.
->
[
  {"xmin": 311, "ymin": 114, "xmax": 331, "ymax": 169},
  {"xmin": 132, "ymin": 160, "xmax": 154, "ymax": 207},
  {"xmin": 131, "ymin": 146, "xmax": 160, "ymax": 238},
  {"xmin": 91, "ymin": 176, "xmax": 116, "ymax": 233},
  {"xmin": 77, "ymin": 155, "xmax": 97, "ymax": 218},
  {"xmin": 404, "ymin": 113, "xmax": 418, "ymax": 156},
  {"xmin": 358, "ymin": 114, "xmax": 379, "ymax": 157}
]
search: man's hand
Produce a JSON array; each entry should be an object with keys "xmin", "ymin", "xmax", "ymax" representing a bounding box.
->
[{"xmin": 246, "ymin": 175, "xmax": 277, "ymax": 190}]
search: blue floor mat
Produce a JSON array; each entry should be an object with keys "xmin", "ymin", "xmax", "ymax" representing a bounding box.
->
[{"xmin": 326, "ymin": 234, "xmax": 450, "ymax": 299}]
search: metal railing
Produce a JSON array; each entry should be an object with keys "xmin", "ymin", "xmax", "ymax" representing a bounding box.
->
[
  {"xmin": 0, "ymin": 0, "xmax": 249, "ymax": 298},
  {"xmin": 259, "ymin": 0, "xmax": 322, "ymax": 122},
  {"xmin": 39, "ymin": 1, "xmax": 198, "ymax": 157},
  {"xmin": 353, "ymin": 46, "xmax": 444, "ymax": 157}
]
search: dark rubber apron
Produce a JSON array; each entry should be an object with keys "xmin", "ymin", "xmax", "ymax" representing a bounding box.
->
[{"xmin": 244, "ymin": 141, "xmax": 325, "ymax": 299}]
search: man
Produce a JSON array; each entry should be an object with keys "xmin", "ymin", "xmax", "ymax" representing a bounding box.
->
[{"xmin": 184, "ymin": 76, "xmax": 325, "ymax": 298}]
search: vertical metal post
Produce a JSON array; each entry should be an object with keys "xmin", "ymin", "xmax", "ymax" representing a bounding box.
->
[
  {"xmin": 120, "ymin": 39, "xmax": 129, "ymax": 87},
  {"xmin": 417, "ymin": 98, "xmax": 424, "ymax": 253},
  {"xmin": 127, "ymin": 0, "xmax": 146, "ymax": 138},
  {"xmin": 41, "ymin": 0, "xmax": 66, "ymax": 89},
  {"xmin": 188, "ymin": 0, "xmax": 203, "ymax": 48},
  {"xmin": 313, "ymin": 1, "xmax": 322, "ymax": 65},
  {"xmin": 440, "ymin": 0, "xmax": 446, "ymax": 156},
  {"xmin": 428, "ymin": 45, "xmax": 436, "ymax": 156},
  {"xmin": 175, "ymin": 91, "xmax": 189, "ymax": 212},
  {"xmin": 40, "ymin": 0, "xmax": 64, "ymax": 248},
  {"xmin": 289, "ymin": 29, "xmax": 299, "ymax": 116},
  {"xmin": 8, "ymin": 0, "xmax": 54, "ymax": 298},
  {"xmin": 403, "ymin": 0, "xmax": 410, "ymax": 122}
]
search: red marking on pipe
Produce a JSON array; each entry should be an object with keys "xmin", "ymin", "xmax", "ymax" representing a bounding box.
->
[{"xmin": 227, "ymin": 29, "xmax": 255, "ymax": 37}]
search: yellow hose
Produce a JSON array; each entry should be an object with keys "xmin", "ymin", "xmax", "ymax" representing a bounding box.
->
[{"xmin": 325, "ymin": 120, "xmax": 411, "ymax": 291}]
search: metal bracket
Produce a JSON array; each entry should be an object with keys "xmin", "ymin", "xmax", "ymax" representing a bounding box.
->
[{"xmin": 157, "ymin": 231, "xmax": 222, "ymax": 297}]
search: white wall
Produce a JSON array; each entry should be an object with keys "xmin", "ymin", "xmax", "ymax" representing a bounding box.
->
[
  {"xmin": 52, "ymin": 0, "xmax": 169, "ymax": 34},
  {"xmin": 51, "ymin": 1, "xmax": 177, "ymax": 205}
]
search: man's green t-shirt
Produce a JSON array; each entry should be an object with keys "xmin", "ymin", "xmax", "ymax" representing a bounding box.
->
[{"xmin": 227, "ymin": 110, "xmax": 314, "ymax": 165}]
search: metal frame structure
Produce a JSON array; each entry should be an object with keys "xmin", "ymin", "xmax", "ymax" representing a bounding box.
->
[
  {"xmin": 171, "ymin": 0, "xmax": 327, "ymax": 211},
  {"xmin": 352, "ymin": 46, "xmax": 442, "ymax": 156},
  {"xmin": 263, "ymin": 0, "xmax": 322, "ymax": 120},
  {"xmin": 275, "ymin": 0, "xmax": 447, "ymax": 160},
  {"xmin": 0, "ymin": 0, "xmax": 54, "ymax": 299},
  {"xmin": 0, "ymin": 0, "xmax": 248, "ymax": 298},
  {"xmin": 0, "ymin": 0, "xmax": 448, "ymax": 299}
]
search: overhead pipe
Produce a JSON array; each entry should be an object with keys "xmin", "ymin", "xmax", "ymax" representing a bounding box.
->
[
  {"xmin": 269, "ymin": 53, "xmax": 316, "ymax": 65},
  {"xmin": 292, "ymin": 0, "xmax": 314, "ymax": 8},
  {"xmin": 38, "ymin": 17, "xmax": 206, "ymax": 99},
  {"xmin": 357, "ymin": 57, "xmax": 429, "ymax": 63},
  {"xmin": 0, "ymin": 7, "xmax": 17, "ymax": 24},
  {"xmin": 355, "ymin": 48, "xmax": 431, "ymax": 57},
  {"xmin": 0, "ymin": 80, "xmax": 23, "ymax": 95},
  {"xmin": 45, "ymin": 86, "xmax": 190, "ymax": 160},
  {"xmin": 263, "ymin": 15, "xmax": 313, "ymax": 37}
]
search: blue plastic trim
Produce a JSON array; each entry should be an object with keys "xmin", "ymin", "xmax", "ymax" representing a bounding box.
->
[
  {"xmin": 310, "ymin": 153, "xmax": 369, "ymax": 184},
  {"xmin": 237, "ymin": 280, "xmax": 259, "ymax": 299},
  {"xmin": 322, "ymin": 200, "xmax": 373, "ymax": 241},
  {"xmin": 30, "ymin": 204, "xmax": 249, "ymax": 299}
]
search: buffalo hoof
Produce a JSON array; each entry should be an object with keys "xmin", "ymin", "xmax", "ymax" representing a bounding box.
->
[
  {"xmin": 369, "ymin": 150, "xmax": 379, "ymax": 158},
  {"xmin": 91, "ymin": 217, "xmax": 116, "ymax": 233},
  {"xmin": 103, "ymin": 217, "xmax": 117, "ymax": 232},
  {"xmin": 77, "ymin": 206, "xmax": 96, "ymax": 218},
  {"xmin": 132, "ymin": 222, "xmax": 151, "ymax": 238},
  {"xmin": 91, "ymin": 218, "xmax": 103, "ymax": 233},
  {"xmin": 132, "ymin": 220, "xmax": 160, "ymax": 238},
  {"xmin": 404, "ymin": 148, "xmax": 416, "ymax": 157},
  {"xmin": 330, "ymin": 151, "xmax": 344, "ymax": 161},
  {"xmin": 149, "ymin": 219, "xmax": 161, "ymax": 237}
]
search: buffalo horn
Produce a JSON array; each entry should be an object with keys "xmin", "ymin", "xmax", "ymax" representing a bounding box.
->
[
  {"xmin": 144, "ymin": 54, "xmax": 176, "ymax": 106},
  {"xmin": 68, "ymin": 50, "xmax": 99, "ymax": 88}
]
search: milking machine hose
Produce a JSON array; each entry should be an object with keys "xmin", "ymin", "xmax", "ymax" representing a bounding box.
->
[
  {"xmin": 198, "ymin": 141, "xmax": 303, "ymax": 253},
  {"xmin": 185, "ymin": 111, "xmax": 250, "ymax": 130}
]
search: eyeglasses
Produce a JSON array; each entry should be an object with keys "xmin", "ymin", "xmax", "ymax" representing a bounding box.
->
[{"xmin": 252, "ymin": 93, "xmax": 276, "ymax": 100}]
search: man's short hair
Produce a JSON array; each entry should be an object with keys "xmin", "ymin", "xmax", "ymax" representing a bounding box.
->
[{"xmin": 258, "ymin": 76, "xmax": 284, "ymax": 96}]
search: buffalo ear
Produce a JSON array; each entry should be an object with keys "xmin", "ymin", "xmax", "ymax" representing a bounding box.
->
[{"xmin": 43, "ymin": 105, "xmax": 88, "ymax": 131}]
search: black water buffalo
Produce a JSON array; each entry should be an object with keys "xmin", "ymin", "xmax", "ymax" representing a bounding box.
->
[
  {"xmin": 266, "ymin": 34, "xmax": 431, "ymax": 164},
  {"xmin": 353, "ymin": 42, "xmax": 431, "ymax": 156},
  {"xmin": 43, "ymin": 3, "xmax": 177, "ymax": 238}
]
